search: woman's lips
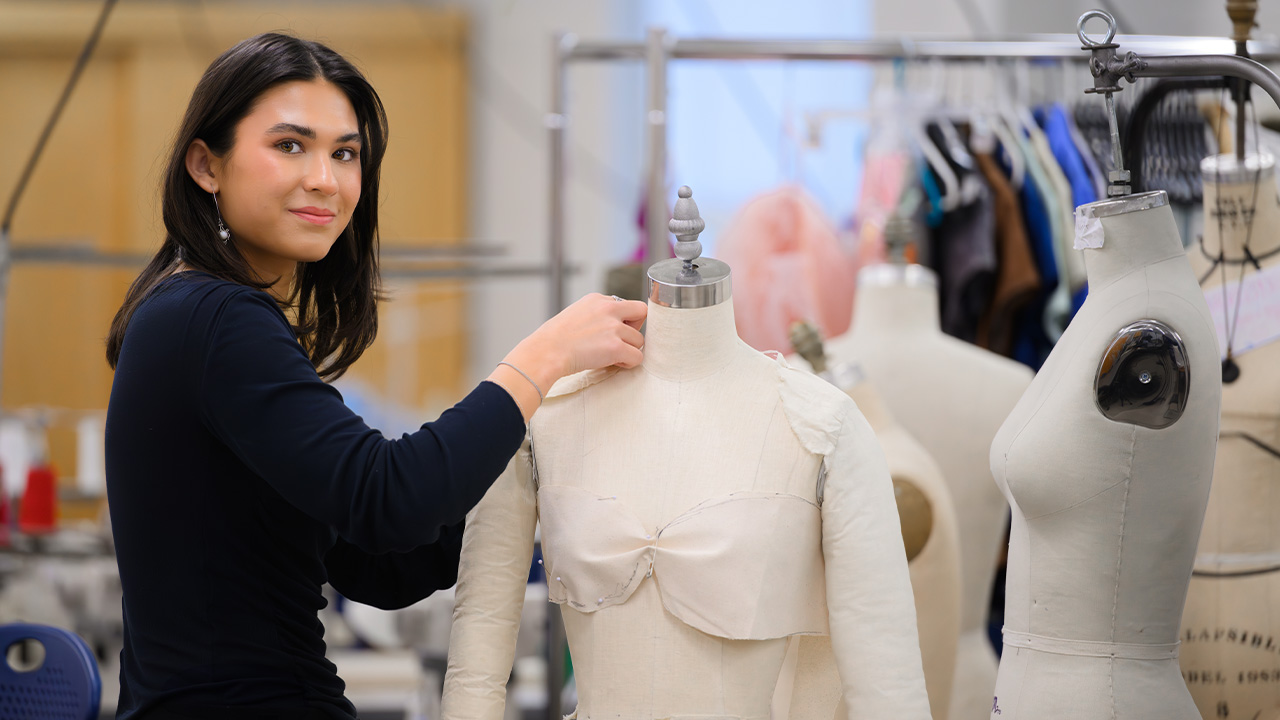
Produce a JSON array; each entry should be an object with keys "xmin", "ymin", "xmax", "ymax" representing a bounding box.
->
[{"xmin": 290, "ymin": 208, "xmax": 336, "ymax": 225}]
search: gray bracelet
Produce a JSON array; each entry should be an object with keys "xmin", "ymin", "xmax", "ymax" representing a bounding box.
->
[{"xmin": 498, "ymin": 361, "xmax": 544, "ymax": 403}]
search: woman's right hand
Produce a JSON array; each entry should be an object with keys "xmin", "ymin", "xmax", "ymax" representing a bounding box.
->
[{"xmin": 488, "ymin": 294, "xmax": 647, "ymax": 422}]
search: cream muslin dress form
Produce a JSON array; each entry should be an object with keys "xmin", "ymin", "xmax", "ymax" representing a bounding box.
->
[
  {"xmin": 442, "ymin": 299, "xmax": 931, "ymax": 720},
  {"xmin": 1180, "ymin": 154, "xmax": 1280, "ymax": 720},
  {"xmin": 773, "ymin": 377, "xmax": 961, "ymax": 720},
  {"xmin": 790, "ymin": 265, "xmax": 1031, "ymax": 720},
  {"xmin": 989, "ymin": 193, "xmax": 1222, "ymax": 719}
]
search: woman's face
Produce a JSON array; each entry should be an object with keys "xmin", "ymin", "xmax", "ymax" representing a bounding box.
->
[{"xmin": 203, "ymin": 79, "xmax": 362, "ymax": 282}]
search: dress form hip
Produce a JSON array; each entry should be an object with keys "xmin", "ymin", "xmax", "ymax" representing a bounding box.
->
[
  {"xmin": 1180, "ymin": 154, "xmax": 1280, "ymax": 720},
  {"xmin": 989, "ymin": 193, "xmax": 1222, "ymax": 719}
]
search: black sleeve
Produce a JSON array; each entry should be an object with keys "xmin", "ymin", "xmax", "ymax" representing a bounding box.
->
[
  {"xmin": 198, "ymin": 289, "xmax": 525, "ymax": 554},
  {"xmin": 324, "ymin": 520, "xmax": 465, "ymax": 610}
]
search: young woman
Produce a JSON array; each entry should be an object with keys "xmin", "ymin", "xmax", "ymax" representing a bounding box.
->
[{"xmin": 103, "ymin": 33, "xmax": 645, "ymax": 720}]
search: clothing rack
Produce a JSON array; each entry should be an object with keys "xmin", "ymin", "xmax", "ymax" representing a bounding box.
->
[
  {"xmin": 546, "ymin": 30, "xmax": 1280, "ymax": 316},
  {"xmin": 540, "ymin": 28, "xmax": 1280, "ymax": 718}
]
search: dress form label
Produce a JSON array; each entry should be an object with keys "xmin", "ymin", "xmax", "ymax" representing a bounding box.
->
[
  {"xmin": 1073, "ymin": 210, "xmax": 1105, "ymax": 249},
  {"xmin": 1204, "ymin": 262, "xmax": 1280, "ymax": 359}
]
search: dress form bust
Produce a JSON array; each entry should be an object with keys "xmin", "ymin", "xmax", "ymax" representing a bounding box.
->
[
  {"xmin": 1180, "ymin": 153, "xmax": 1280, "ymax": 720},
  {"xmin": 442, "ymin": 188, "xmax": 931, "ymax": 720},
  {"xmin": 989, "ymin": 190, "xmax": 1221, "ymax": 718},
  {"xmin": 789, "ymin": 325, "xmax": 962, "ymax": 720},
  {"xmin": 790, "ymin": 261, "xmax": 1031, "ymax": 720}
]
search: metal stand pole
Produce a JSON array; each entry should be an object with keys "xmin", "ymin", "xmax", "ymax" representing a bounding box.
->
[
  {"xmin": 547, "ymin": 33, "xmax": 572, "ymax": 317},
  {"xmin": 644, "ymin": 28, "xmax": 670, "ymax": 269}
]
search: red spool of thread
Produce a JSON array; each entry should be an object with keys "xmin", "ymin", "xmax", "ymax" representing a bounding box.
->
[{"xmin": 18, "ymin": 463, "xmax": 57, "ymax": 534}]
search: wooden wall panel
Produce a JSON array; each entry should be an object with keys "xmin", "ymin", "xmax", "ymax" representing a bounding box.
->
[{"xmin": 0, "ymin": 1, "xmax": 469, "ymax": 501}]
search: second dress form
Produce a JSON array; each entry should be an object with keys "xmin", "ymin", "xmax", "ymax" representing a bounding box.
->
[
  {"xmin": 1180, "ymin": 153, "xmax": 1280, "ymax": 720},
  {"xmin": 989, "ymin": 191, "xmax": 1222, "ymax": 719},
  {"xmin": 794, "ymin": 263, "xmax": 1032, "ymax": 720},
  {"xmin": 848, "ymin": 378, "xmax": 962, "ymax": 720}
]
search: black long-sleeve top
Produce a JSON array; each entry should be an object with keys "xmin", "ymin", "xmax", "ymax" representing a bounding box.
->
[{"xmin": 104, "ymin": 271, "xmax": 525, "ymax": 719}]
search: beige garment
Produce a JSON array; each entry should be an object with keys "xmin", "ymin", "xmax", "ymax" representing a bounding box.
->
[
  {"xmin": 790, "ymin": 268, "xmax": 1031, "ymax": 720},
  {"xmin": 990, "ymin": 197, "xmax": 1221, "ymax": 719},
  {"xmin": 1181, "ymin": 155, "xmax": 1280, "ymax": 720},
  {"xmin": 443, "ymin": 300, "xmax": 931, "ymax": 720}
]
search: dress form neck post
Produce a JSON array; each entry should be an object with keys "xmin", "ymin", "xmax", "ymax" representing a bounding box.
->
[
  {"xmin": 850, "ymin": 265, "xmax": 942, "ymax": 341},
  {"xmin": 642, "ymin": 299, "xmax": 741, "ymax": 381},
  {"xmin": 1201, "ymin": 154, "xmax": 1280, "ymax": 262},
  {"xmin": 1080, "ymin": 194, "xmax": 1186, "ymax": 292}
]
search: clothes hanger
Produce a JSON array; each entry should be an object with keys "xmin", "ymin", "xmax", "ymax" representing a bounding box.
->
[
  {"xmin": 903, "ymin": 60, "xmax": 960, "ymax": 212},
  {"xmin": 987, "ymin": 60, "xmax": 1029, "ymax": 187}
]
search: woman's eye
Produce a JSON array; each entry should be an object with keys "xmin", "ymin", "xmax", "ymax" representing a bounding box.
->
[
  {"xmin": 277, "ymin": 140, "xmax": 302, "ymax": 153},
  {"xmin": 334, "ymin": 148, "xmax": 357, "ymax": 162}
]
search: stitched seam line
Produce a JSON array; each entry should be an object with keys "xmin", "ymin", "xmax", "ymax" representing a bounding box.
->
[{"xmin": 1108, "ymin": 423, "xmax": 1137, "ymax": 720}]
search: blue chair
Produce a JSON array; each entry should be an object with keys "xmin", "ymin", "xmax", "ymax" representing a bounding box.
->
[{"xmin": 0, "ymin": 623, "xmax": 101, "ymax": 720}]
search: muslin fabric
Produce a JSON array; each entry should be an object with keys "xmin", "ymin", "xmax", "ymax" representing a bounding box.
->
[{"xmin": 443, "ymin": 344, "xmax": 930, "ymax": 720}]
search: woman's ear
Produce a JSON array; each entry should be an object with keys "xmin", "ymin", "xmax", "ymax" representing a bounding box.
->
[{"xmin": 185, "ymin": 139, "xmax": 220, "ymax": 193}]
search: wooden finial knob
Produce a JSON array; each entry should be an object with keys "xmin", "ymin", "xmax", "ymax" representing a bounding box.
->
[{"xmin": 1227, "ymin": 0, "xmax": 1258, "ymax": 44}]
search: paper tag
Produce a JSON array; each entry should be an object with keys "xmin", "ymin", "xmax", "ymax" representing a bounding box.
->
[
  {"xmin": 1204, "ymin": 261, "xmax": 1280, "ymax": 359},
  {"xmin": 1074, "ymin": 210, "xmax": 1105, "ymax": 249}
]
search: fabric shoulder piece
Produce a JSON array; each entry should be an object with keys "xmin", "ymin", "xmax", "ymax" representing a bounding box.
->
[
  {"xmin": 545, "ymin": 367, "xmax": 622, "ymax": 400},
  {"xmin": 768, "ymin": 351, "xmax": 850, "ymax": 457}
]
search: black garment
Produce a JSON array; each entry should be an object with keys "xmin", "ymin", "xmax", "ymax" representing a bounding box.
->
[{"xmin": 105, "ymin": 272, "xmax": 524, "ymax": 719}]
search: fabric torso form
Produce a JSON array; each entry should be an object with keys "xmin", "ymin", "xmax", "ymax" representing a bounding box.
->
[
  {"xmin": 795, "ymin": 275, "xmax": 1030, "ymax": 720},
  {"xmin": 443, "ymin": 300, "xmax": 931, "ymax": 720},
  {"xmin": 988, "ymin": 199, "xmax": 1221, "ymax": 719}
]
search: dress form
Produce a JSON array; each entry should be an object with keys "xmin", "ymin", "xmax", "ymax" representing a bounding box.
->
[
  {"xmin": 442, "ymin": 188, "xmax": 931, "ymax": 720},
  {"xmin": 1180, "ymin": 153, "xmax": 1280, "ymax": 720},
  {"xmin": 789, "ymin": 326, "xmax": 962, "ymax": 720},
  {"xmin": 791, "ymin": 263, "xmax": 1031, "ymax": 720},
  {"xmin": 989, "ymin": 191, "xmax": 1222, "ymax": 718}
]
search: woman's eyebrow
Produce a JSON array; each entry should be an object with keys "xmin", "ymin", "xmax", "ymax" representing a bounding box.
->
[
  {"xmin": 265, "ymin": 122, "xmax": 361, "ymax": 145},
  {"xmin": 266, "ymin": 122, "xmax": 315, "ymax": 139}
]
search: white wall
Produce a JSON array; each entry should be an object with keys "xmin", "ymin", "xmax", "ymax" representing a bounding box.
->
[{"xmin": 462, "ymin": 0, "xmax": 643, "ymax": 384}]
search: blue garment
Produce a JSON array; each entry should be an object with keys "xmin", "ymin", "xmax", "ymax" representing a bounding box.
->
[
  {"xmin": 1009, "ymin": 160, "xmax": 1057, "ymax": 369},
  {"xmin": 106, "ymin": 272, "xmax": 525, "ymax": 719},
  {"xmin": 1039, "ymin": 103, "xmax": 1097, "ymax": 313},
  {"xmin": 1037, "ymin": 103, "xmax": 1099, "ymax": 212},
  {"xmin": 921, "ymin": 164, "xmax": 945, "ymax": 228}
]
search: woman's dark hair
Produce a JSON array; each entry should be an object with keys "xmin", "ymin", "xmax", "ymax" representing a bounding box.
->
[{"xmin": 106, "ymin": 32, "xmax": 388, "ymax": 381}]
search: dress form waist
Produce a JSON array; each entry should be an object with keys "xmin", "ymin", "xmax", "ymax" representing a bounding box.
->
[{"xmin": 1002, "ymin": 628, "xmax": 1180, "ymax": 660}]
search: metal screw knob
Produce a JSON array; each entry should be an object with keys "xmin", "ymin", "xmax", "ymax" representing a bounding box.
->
[{"xmin": 669, "ymin": 186, "xmax": 705, "ymax": 269}]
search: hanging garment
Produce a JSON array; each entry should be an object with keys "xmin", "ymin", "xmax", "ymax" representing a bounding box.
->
[
  {"xmin": 717, "ymin": 187, "xmax": 857, "ymax": 353},
  {"xmin": 1065, "ymin": 107, "xmax": 1109, "ymax": 202},
  {"xmin": 1028, "ymin": 125, "xmax": 1078, "ymax": 338},
  {"xmin": 1040, "ymin": 104, "xmax": 1100, "ymax": 211},
  {"xmin": 853, "ymin": 150, "xmax": 914, "ymax": 269},
  {"xmin": 1041, "ymin": 103, "xmax": 1100, "ymax": 316},
  {"xmin": 975, "ymin": 151, "xmax": 1041, "ymax": 356},
  {"xmin": 919, "ymin": 122, "xmax": 998, "ymax": 343},
  {"xmin": 1008, "ymin": 145, "xmax": 1057, "ymax": 370}
]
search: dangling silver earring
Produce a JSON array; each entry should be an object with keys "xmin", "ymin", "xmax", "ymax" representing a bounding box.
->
[{"xmin": 212, "ymin": 192, "xmax": 231, "ymax": 243}]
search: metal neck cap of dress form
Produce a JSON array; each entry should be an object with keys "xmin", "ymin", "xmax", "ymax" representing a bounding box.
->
[
  {"xmin": 1076, "ymin": 189, "xmax": 1168, "ymax": 219},
  {"xmin": 647, "ymin": 185, "xmax": 732, "ymax": 308},
  {"xmin": 1201, "ymin": 152, "xmax": 1275, "ymax": 185},
  {"xmin": 858, "ymin": 211, "xmax": 939, "ymax": 289}
]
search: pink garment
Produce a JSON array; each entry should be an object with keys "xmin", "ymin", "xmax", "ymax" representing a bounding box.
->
[
  {"xmin": 852, "ymin": 150, "xmax": 912, "ymax": 270},
  {"xmin": 718, "ymin": 186, "xmax": 857, "ymax": 353}
]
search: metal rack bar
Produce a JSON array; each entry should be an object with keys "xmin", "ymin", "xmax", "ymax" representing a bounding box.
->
[{"xmin": 547, "ymin": 29, "xmax": 1280, "ymax": 316}]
